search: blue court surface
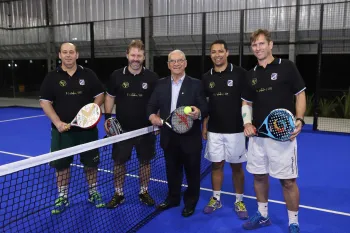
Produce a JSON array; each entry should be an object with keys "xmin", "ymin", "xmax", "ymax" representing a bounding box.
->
[{"xmin": 0, "ymin": 106, "xmax": 349, "ymax": 233}]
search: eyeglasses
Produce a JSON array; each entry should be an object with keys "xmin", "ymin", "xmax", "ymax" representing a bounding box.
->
[{"xmin": 168, "ymin": 59, "xmax": 186, "ymax": 65}]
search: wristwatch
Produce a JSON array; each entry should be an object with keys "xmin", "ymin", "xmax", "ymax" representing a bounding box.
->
[{"xmin": 296, "ymin": 118, "xmax": 305, "ymax": 127}]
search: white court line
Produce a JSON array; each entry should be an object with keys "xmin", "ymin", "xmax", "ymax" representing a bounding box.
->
[
  {"xmin": 0, "ymin": 115, "xmax": 45, "ymax": 123},
  {"xmin": 0, "ymin": 150, "xmax": 32, "ymax": 158},
  {"xmin": 3, "ymin": 150, "xmax": 350, "ymax": 217}
]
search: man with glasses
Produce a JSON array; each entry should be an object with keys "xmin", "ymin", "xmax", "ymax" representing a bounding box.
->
[{"xmin": 147, "ymin": 50, "xmax": 208, "ymax": 217}]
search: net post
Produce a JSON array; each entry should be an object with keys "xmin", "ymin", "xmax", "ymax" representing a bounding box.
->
[{"xmin": 313, "ymin": 3, "xmax": 324, "ymax": 131}]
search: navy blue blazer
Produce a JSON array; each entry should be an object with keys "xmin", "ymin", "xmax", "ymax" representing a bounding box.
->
[{"xmin": 147, "ymin": 75, "xmax": 208, "ymax": 153}]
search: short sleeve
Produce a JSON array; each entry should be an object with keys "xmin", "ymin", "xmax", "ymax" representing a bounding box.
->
[
  {"xmin": 88, "ymin": 70, "xmax": 105, "ymax": 98},
  {"xmin": 39, "ymin": 74, "xmax": 54, "ymax": 102},
  {"xmin": 106, "ymin": 71, "xmax": 118, "ymax": 97},
  {"xmin": 241, "ymin": 71, "xmax": 255, "ymax": 103},
  {"xmin": 288, "ymin": 61, "xmax": 306, "ymax": 95}
]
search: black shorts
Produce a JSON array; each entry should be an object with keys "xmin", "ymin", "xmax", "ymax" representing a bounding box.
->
[
  {"xmin": 50, "ymin": 127, "xmax": 99, "ymax": 171},
  {"xmin": 112, "ymin": 133, "xmax": 155, "ymax": 164}
]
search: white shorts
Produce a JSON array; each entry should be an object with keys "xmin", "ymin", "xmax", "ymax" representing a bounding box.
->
[
  {"xmin": 246, "ymin": 137, "xmax": 298, "ymax": 179},
  {"xmin": 204, "ymin": 132, "xmax": 247, "ymax": 164}
]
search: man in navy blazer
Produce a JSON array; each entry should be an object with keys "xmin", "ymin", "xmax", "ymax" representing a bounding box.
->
[{"xmin": 147, "ymin": 50, "xmax": 208, "ymax": 217}]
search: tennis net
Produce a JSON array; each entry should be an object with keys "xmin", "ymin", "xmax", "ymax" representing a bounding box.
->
[{"xmin": 0, "ymin": 126, "xmax": 211, "ymax": 233}]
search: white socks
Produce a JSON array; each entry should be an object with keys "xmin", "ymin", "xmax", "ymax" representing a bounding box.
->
[
  {"xmin": 288, "ymin": 210, "xmax": 299, "ymax": 225},
  {"xmin": 213, "ymin": 191, "xmax": 221, "ymax": 200},
  {"xmin": 58, "ymin": 185, "xmax": 68, "ymax": 199},
  {"xmin": 115, "ymin": 187, "xmax": 124, "ymax": 195},
  {"xmin": 235, "ymin": 193, "xmax": 243, "ymax": 203},
  {"xmin": 88, "ymin": 183, "xmax": 97, "ymax": 195},
  {"xmin": 258, "ymin": 202, "xmax": 268, "ymax": 217},
  {"xmin": 140, "ymin": 186, "xmax": 148, "ymax": 194}
]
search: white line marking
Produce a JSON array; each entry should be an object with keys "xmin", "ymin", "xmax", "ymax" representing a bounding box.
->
[
  {"xmin": 0, "ymin": 151, "xmax": 31, "ymax": 158},
  {"xmin": 3, "ymin": 151, "xmax": 350, "ymax": 217},
  {"xmin": 0, "ymin": 115, "xmax": 45, "ymax": 123}
]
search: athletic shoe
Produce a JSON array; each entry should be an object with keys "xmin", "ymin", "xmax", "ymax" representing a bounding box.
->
[
  {"xmin": 106, "ymin": 193, "xmax": 125, "ymax": 209},
  {"xmin": 88, "ymin": 192, "xmax": 105, "ymax": 208},
  {"xmin": 139, "ymin": 192, "xmax": 155, "ymax": 206},
  {"xmin": 51, "ymin": 196, "xmax": 69, "ymax": 215},
  {"xmin": 289, "ymin": 223, "xmax": 300, "ymax": 233},
  {"xmin": 242, "ymin": 211, "xmax": 272, "ymax": 230},
  {"xmin": 234, "ymin": 201, "xmax": 249, "ymax": 219},
  {"xmin": 203, "ymin": 197, "xmax": 222, "ymax": 214}
]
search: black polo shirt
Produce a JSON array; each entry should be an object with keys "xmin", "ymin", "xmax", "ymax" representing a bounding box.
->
[
  {"xmin": 106, "ymin": 66, "xmax": 159, "ymax": 131},
  {"xmin": 39, "ymin": 65, "xmax": 104, "ymax": 130},
  {"xmin": 242, "ymin": 58, "xmax": 306, "ymax": 134},
  {"xmin": 202, "ymin": 63, "xmax": 247, "ymax": 133}
]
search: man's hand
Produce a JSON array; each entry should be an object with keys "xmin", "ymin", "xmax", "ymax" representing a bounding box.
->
[
  {"xmin": 187, "ymin": 106, "xmax": 201, "ymax": 120},
  {"xmin": 149, "ymin": 114, "xmax": 163, "ymax": 126},
  {"xmin": 289, "ymin": 120, "xmax": 302, "ymax": 140},
  {"xmin": 55, "ymin": 121, "xmax": 70, "ymax": 133},
  {"xmin": 244, "ymin": 123, "xmax": 256, "ymax": 137}
]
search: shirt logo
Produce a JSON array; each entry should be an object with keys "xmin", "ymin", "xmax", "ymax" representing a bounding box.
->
[
  {"xmin": 252, "ymin": 78, "xmax": 257, "ymax": 86},
  {"xmin": 271, "ymin": 73, "xmax": 278, "ymax": 80},
  {"xmin": 142, "ymin": 83, "xmax": 148, "ymax": 89},
  {"xmin": 79, "ymin": 79, "xmax": 85, "ymax": 85},
  {"xmin": 122, "ymin": 82, "xmax": 129, "ymax": 88},
  {"xmin": 209, "ymin": 82, "xmax": 215, "ymax": 88},
  {"xmin": 59, "ymin": 80, "xmax": 67, "ymax": 87},
  {"xmin": 227, "ymin": 80, "xmax": 233, "ymax": 86}
]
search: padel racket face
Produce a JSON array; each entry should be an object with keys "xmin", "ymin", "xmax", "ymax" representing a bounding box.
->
[
  {"xmin": 258, "ymin": 108, "xmax": 295, "ymax": 141},
  {"xmin": 167, "ymin": 106, "xmax": 194, "ymax": 134},
  {"xmin": 71, "ymin": 103, "xmax": 101, "ymax": 128},
  {"xmin": 106, "ymin": 117, "xmax": 123, "ymax": 136}
]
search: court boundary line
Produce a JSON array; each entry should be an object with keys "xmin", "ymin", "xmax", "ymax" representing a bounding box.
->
[
  {"xmin": 2, "ymin": 149, "xmax": 350, "ymax": 217},
  {"xmin": 0, "ymin": 115, "xmax": 45, "ymax": 123}
]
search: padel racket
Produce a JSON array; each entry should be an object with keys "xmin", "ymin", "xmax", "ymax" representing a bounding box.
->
[
  {"xmin": 105, "ymin": 117, "xmax": 123, "ymax": 136},
  {"xmin": 67, "ymin": 103, "xmax": 101, "ymax": 129},
  {"xmin": 257, "ymin": 108, "xmax": 295, "ymax": 141},
  {"xmin": 161, "ymin": 106, "xmax": 194, "ymax": 134}
]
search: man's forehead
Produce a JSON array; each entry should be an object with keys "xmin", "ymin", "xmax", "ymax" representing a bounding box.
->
[
  {"xmin": 61, "ymin": 43, "xmax": 76, "ymax": 51},
  {"xmin": 252, "ymin": 35, "xmax": 267, "ymax": 43},
  {"xmin": 211, "ymin": 44, "xmax": 225, "ymax": 50},
  {"xmin": 170, "ymin": 52, "xmax": 183, "ymax": 59}
]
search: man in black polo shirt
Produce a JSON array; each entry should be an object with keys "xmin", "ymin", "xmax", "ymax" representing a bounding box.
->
[
  {"xmin": 241, "ymin": 29, "xmax": 306, "ymax": 233},
  {"xmin": 202, "ymin": 40, "xmax": 248, "ymax": 219},
  {"xmin": 39, "ymin": 42, "xmax": 105, "ymax": 214},
  {"xmin": 104, "ymin": 40, "xmax": 159, "ymax": 208}
]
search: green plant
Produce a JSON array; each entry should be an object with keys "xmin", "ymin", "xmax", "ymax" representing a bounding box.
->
[
  {"xmin": 305, "ymin": 94, "xmax": 314, "ymax": 116},
  {"xmin": 337, "ymin": 88, "xmax": 350, "ymax": 119},
  {"xmin": 318, "ymin": 97, "xmax": 339, "ymax": 118}
]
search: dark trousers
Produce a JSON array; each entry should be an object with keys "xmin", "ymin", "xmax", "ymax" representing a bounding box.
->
[{"xmin": 163, "ymin": 141, "xmax": 201, "ymax": 208}]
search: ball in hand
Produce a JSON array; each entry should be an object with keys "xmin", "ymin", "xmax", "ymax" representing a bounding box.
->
[{"xmin": 184, "ymin": 106, "xmax": 192, "ymax": 114}]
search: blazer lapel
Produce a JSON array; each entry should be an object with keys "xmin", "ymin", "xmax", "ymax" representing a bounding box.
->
[{"xmin": 176, "ymin": 76, "xmax": 190, "ymax": 108}]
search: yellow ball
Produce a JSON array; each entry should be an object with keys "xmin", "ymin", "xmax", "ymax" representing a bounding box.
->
[{"xmin": 184, "ymin": 106, "xmax": 192, "ymax": 114}]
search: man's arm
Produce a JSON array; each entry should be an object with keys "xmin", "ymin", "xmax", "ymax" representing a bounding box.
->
[
  {"xmin": 147, "ymin": 82, "xmax": 163, "ymax": 126},
  {"xmin": 290, "ymin": 91, "xmax": 306, "ymax": 139},
  {"xmin": 94, "ymin": 93, "xmax": 104, "ymax": 106},
  {"xmin": 202, "ymin": 116, "xmax": 209, "ymax": 140},
  {"xmin": 242, "ymin": 100, "xmax": 256, "ymax": 137},
  {"xmin": 40, "ymin": 100, "xmax": 67, "ymax": 133}
]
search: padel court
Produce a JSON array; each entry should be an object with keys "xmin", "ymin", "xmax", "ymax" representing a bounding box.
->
[{"xmin": 0, "ymin": 106, "xmax": 349, "ymax": 233}]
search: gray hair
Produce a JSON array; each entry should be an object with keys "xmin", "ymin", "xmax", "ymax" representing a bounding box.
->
[{"xmin": 168, "ymin": 49, "xmax": 186, "ymax": 61}]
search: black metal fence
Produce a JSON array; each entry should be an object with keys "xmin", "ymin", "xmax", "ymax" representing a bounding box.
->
[{"xmin": 0, "ymin": 2, "xmax": 349, "ymax": 133}]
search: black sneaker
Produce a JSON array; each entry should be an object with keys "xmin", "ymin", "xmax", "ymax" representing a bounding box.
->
[
  {"xmin": 106, "ymin": 193, "xmax": 125, "ymax": 209},
  {"xmin": 139, "ymin": 192, "xmax": 155, "ymax": 206}
]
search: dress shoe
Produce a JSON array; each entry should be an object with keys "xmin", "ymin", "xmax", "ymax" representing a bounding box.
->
[
  {"xmin": 157, "ymin": 201, "xmax": 180, "ymax": 211},
  {"xmin": 181, "ymin": 207, "xmax": 195, "ymax": 217}
]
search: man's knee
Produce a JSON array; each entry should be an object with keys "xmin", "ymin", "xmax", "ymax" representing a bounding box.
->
[
  {"xmin": 254, "ymin": 174, "xmax": 268, "ymax": 182},
  {"xmin": 280, "ymin": 178, "xmax": 296, "ymax": 189},
  {"xmin": 212, "ymin": 161, "xmax": 225, "ymax": 171}
]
